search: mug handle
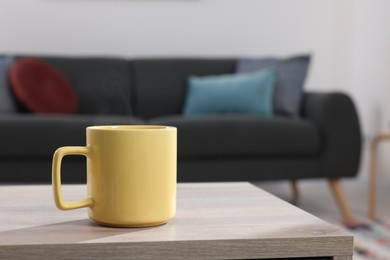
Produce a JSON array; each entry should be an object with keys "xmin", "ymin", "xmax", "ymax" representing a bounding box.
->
[{"xmin": 52, "ymin": 146, "xmax": 93, "ymax": 210}]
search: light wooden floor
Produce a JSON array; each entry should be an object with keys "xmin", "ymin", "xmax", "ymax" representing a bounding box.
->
[{"xmin": 253, "ymin": 178, "xmax": 390, "ymax": 224}]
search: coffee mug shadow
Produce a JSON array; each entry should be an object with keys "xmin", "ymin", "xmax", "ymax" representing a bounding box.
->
[{"xmin": 0, "ymin": 218, "xmax": 159, "ymax": 245}]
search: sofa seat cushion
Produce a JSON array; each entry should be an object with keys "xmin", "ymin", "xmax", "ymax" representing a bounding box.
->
[
  {"xmin": 0, "ymin": 115, "xmax": 145, "ymax": 158},
  {"xmin": 150, "ymin": 115, "xmax": 320, "ymax": 159}
]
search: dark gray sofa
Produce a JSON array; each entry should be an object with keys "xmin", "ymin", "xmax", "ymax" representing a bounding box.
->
[{"xmin": 0, "ymin": 57, "xmax": 361, "ymax": 187}]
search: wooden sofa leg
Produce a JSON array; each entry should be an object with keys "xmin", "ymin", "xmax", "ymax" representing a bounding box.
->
[
  {"xmin": 290, "ymin": 180, "xmax": 299, "ymax": 204},
  {"xmin": 328, "ymin": 179, "xmax": 357, "ymax": 226},
  {"xmin": 367, "ymin": 133, "xmax": 390, "ymax": 220}
]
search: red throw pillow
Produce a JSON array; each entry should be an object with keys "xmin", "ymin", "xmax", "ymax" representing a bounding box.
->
[{"xmin": 9, "ymin": 58, "xmax": 78, "ymax": 114}]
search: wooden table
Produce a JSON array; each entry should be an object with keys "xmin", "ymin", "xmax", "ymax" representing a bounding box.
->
[{"xmin": 0, "ymin": 182, "xmax": 353, "ymax": 259}]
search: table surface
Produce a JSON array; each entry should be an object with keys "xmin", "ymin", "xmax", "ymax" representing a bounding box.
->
[{"xmin": 0, "ymin": 182, "xmax": 353, "ymax": 259}]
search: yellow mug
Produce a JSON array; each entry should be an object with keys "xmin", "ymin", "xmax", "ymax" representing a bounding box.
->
[{"xmin": 52, "ymin": 125, "xmax": 177, "ymax": 227}]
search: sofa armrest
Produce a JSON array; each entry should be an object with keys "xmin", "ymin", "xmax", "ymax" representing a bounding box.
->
[{"xmin": 302, "ymin": 92, "xmax": 362, "ymax": 178}]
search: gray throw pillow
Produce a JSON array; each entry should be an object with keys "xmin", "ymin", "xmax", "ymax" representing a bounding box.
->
[
  {"xmin": 236, "ymin": 55, "xmax": 310, "ymax": 116},
  {"xmin": 0, "ymin": 56, "xmax": 18, "ymax": 113}
]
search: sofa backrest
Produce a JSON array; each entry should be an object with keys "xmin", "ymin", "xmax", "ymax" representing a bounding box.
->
[
  {"xmin": 131, "ymin": 59, "xmax": 236, "ymax": 119},
  {"xmin": 40, "ymin": 56, "xmax": 133, "ymax": 115},
  {"xmin": 14, "ymin": 56, "xmax": 236, "ymax": 118}
]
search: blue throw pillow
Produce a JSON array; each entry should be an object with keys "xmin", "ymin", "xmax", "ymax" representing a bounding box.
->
[
  {"xmin": 183, "ymin": 69, "xmax": 276, "ymax": 116},
  {"xmin": 0, "ymin": 56, "xmax": 18, "ymax": 113},
  {"xmin": 236, "ymin": 55, "xmax": 310, "ymax": 117}
]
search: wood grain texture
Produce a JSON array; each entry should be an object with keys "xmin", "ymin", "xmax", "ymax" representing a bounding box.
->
[{"xmin": 0, "ymin": 182, "xmax": 353, "ymax": 259}]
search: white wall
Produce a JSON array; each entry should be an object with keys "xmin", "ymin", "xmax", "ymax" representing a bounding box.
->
[
  {"xmin": 350, "ymin": 0, "xmax": 388, "ymax": 135},
  {"xmin": 1, "ymin": 0, "xmax": 389, "ymax": 179},
  {"xmin": 349, "ymin": 0, "xmax": 390, "ymax": 181},
  {"xmin": 0, "ymin": 0, "xmax": 353, "ymax": 88}
]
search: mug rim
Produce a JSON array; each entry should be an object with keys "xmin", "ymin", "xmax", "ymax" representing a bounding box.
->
[{"xmin": 87, "ymin": 125, "xmax": 175, "ymax": 131}]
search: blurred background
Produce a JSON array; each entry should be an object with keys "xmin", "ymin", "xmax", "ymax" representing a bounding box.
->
[
  {"xmin": 2, "ymin": 0, "xmax": 390, "ymax": 219},
  {"xmin": 1, "ymin": 0, "xmax": 389, "ymax": 183}
]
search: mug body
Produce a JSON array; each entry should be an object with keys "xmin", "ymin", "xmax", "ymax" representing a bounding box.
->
[{"xmin": 86, "ymin": 125, "xmax": 176, "ymax": 227}]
